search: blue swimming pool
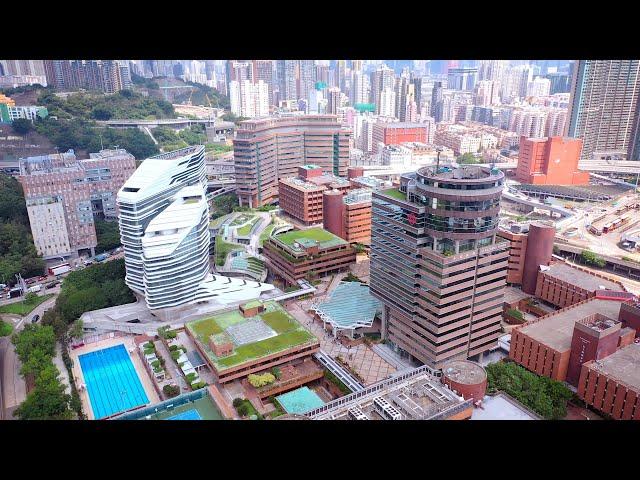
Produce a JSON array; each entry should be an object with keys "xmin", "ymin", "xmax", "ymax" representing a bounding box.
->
[
  {"xmin": 167, "ymin": 409, "xmax": 202, "ymax": 420},
  {"xmin": 276, "ymin": 386, "xmax": 325, "ymax": 415},
  {"xmin": 78, "ymin": 344, "xmax": 149, "ymax": 419}
]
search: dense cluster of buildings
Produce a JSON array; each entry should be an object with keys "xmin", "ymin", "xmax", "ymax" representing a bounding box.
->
[{"xmin": 42, "ymin": 60, "xmax": 132, "ymax": 93}]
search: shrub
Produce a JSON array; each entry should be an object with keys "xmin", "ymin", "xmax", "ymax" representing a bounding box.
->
[
  {"xmin": 170, "ymin": 350, "xmax": 181, "ymax": 361},
  {"xmin": 144, "ymin": 341, "xmax": 155, "ymax": 350},
  {"xmin": 191, "ymin": 381, "xmax": 207, "ymax": 390},
  {"xmin": 163, "ymin": 384, "xmax": 180, "ymax": 398},
  {"xmin": 151, "ymin": 360, "xmax": 160, "ymax": 368},
  {"xmin": 271, "ymin": 367, "xmax": 281, "ymax": 380},
  {"xmin": 232, "ymin": 398, "xmax": 243, "ymax": 408},
  {"xmin": 506, "ymin": 308, "xmax": 524, "ymax": 321},
  {"xmin": 169, "ymin": 345, "xmax": 179, "ymax": 352},
  {"xmin": 185, "ymin": 372, "xmax": 197, "ymax": 383},
  {"xmin": 248, "ymin": 372, "xmax": 276, "ymax": 388}
]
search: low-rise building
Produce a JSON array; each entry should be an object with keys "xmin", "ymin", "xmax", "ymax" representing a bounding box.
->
[
  {"xmin": 185, "ymin": 300, "xmax": 320, "ymax": 383},
  {"xmin": 278, "ymin": 165, "xmax": 351, "ymax": 225},
  {"xmin": 535, "ymin": 262, "xmax": 625, "ymax": 308},
  {"xmin": 263, "ymin": 227, "xmax": 356, "ymax": 286}
]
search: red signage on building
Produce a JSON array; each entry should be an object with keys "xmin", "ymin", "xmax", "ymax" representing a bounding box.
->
[{"xmin": 407, "ymin": 213, "xmax": 417, "ymax": 225}]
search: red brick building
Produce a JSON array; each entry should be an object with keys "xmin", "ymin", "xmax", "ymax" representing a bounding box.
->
[
  {"xmin": 535, "ymin": 262, "xmax": 625, "ymax": 309},
  {"xmin": 577, "ymin": 343, "xmax": 640, "ymax": 420},
  {"xmin": 515, "ymin": 136, "xmax": 589, "ymax": 185},
  {"xmin": 322, "ymin": 188, "xmax": 373, "ymax": 245},
  {"xmin": 263, "ymin": 227, "xmax": 356, "ymax": 286},
  {"xmin": 278, "ymin": 165, "xmax": 351, "ymax": 225},
  {"xmin": 372, "ymin": 122, "xmax": 430, "ymax": 154}
]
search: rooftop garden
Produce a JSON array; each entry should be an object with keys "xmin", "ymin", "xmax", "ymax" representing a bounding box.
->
[
  {"xmin": 186, "ymin": 301, "xmax": 316, "ymax": 370},
  {"xmin": 236, "ymin": 217, "xmax": 261, "ymax": 237},
  {"xmin": 381, "ymin": 188, "xmax": 406, "ymax": 200},
  {"xmin": 274, "ymin": 227, "xmax": 346, "ymax": 248},
  {"xmin": 215, "ymin": 235, "xmax": 243, "ymax": 266}
]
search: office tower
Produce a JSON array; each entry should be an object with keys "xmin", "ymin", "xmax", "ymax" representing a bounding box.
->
[
  {"xmin": 118, "ymin": 146, "xmax": 273, "ymax": 316},
  {"xmin": 516, "ymin": 136, "xmax": 589, "ymax": 185},
  {"xmin": 447, "ymin": 67, "xmax": 477, "ymax": 91},
  {"xmin": 431, "ymin": 81, "xmax": 444, "ymax": 122},
  {"xmin": 567, "ymin": 60, "xmax": 640, "ymax": 161},
  {"xmin": 545, "ymin": 72, "xmax": 571, "ymax": 94},
  {"xmin": 18, "ymin": 149, "xmax": 136, "ymax": 260},
  {"xmin": 370, "ymin": 65, "xmax": 396, "ymax": 112},
  {"xmin": 370, "ymin": 165, "xmax": 508, "ymax": 368},
  {"xmin": 251, "ymin": 60, "xmax": 274, "ymax": 106},
  {"xmin": 528, "ymin": 76, "xmax": 551, "ymax": 97},
  {"xmin": 234, "ymin": 116, "xmax": 351, "ymax": 207},
  {"xmin": 378, "ymin": 88, "xmax": 396, "ymax": 118},
  {"xmin": 276, "ymin": 60, "xmax": 298, "ymax": 102}
]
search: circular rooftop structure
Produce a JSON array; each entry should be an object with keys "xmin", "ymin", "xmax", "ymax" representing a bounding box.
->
[{"xmin": 441, "ymin": 360, "xmax": 487, "ymax": 403}]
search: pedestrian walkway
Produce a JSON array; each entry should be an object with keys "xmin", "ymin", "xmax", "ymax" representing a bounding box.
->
[
  {"xmin": 371, "ymin": 343, "xmax": 415, "ymax": 371},
  {"xmin": 286, "ymin": 301, "xmax": 396, "ymax": 385}
]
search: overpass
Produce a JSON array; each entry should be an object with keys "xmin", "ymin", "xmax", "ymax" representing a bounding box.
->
[
  {"xmin": 502, "ymin": 189, "xmax": 574, "ymax": 217},
  {"xmin": 578, "ymin": 160, "xmax": 640, "ymax": 175},
  {"xmin": 359, "ymin": 161, "xmax": 518, "ymax": 179},
  {"xmin": 97, "ymin": 118, "xmax": 235, "ymax": 133},
  {"xmin": 313, "ymin": 351, "xmax": 364, "ymax": 393}
]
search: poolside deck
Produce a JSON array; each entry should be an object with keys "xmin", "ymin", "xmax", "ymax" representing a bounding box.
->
[{"xmin": 70, "ymin": 336, "xmax": 160, "ymax": 420}]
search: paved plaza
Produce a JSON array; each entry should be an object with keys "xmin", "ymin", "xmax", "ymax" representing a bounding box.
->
[{"xmin": 285, "ymin": 300, "xmax": 396, "ymax": 385}]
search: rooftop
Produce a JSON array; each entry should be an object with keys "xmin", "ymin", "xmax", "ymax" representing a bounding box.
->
[
  {"xmin": 272, "ymin": 227, "xmax": 347, "ymax": 251},
  {"xmin": 442, "ymin": 360, "xmax": 487, "ymax": 385},
  {"xmin": 587, "ymin": 343, "xmax": 640, "ymax": 390},
  {"xmin": 312, "ymin": 282, "xmax": 381, "ymax": 330},
  {"xmin": 380, "ymin": 187, "xmax": 407, "ymax": 200},
  {"xmin": 503, "ymin": 286, "xmax": 532, "ymax": 306},
  {"xmin": 186, "ymin": 301, "xmax": 317, "ymax": 371},
  {"xmin": 543, "ymin": 262, "xmax": 622, "ymax": 292},
  {"xmin": 471, "ymin": 393, "xmax": 540, "ymax": 420},
  {"xmin": 518, "ymin": 298, "xmax": 624, "ymax": 352},
  {"xmin": 417, "ymin": 165, "xmax": 503, "ymax": 181}
]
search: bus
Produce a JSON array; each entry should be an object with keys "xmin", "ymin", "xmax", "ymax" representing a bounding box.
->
[
  {"xmin": 588, "ymin": 224, "xmax": 602, "ymax": 236},
  {"xmin": 48, "ymin": 263, "xmax": 71, "ymax": 276}
]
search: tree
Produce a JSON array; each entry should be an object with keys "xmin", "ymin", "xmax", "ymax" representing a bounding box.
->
[
  {"xmin": 95, "ymin": 219, "xmax": 121, "ymax": 254},
  {"xmin": 12, "ymin": 118, "xmax": 34, "ymax": 135},
  {"xmin": 14, "ymin": 364, "xmax": 72, "ymax": 420},
  {"xmin": 457, "ymin": 152, "xmax": 480, "ymax": 164},
  {"xmin": 581, "ymin": 249, "xmax": 606, "ymax": 268},
  {"xmin": 69, "ymin": 320, "xmax": 84, "ymax": 340}
]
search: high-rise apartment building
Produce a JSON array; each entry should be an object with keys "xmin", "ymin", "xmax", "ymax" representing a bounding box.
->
[
  {"xmin": 43, "ymin": 60, "xmax": 128, "ymax": 93},
  {"xmin": 431, "ymin": 81, "xmax": 444, "ymax": 122},
  {"xmin": 251, "ymin": 60, "xmax": 275, "ymax": 106},
  {"xmin": 229, "ymin": 80, "xmax": 269, "ymax": 118},
  {"xmin": 370, "ymin": 166, "xmax": 508, "ymax": 368},
  {"xmin": 567, "ymin": 60, "xmax": 640, "ymax": 161},
  {"xmin": 378, "ymin": 88, "xmax": 396, "ymax": 118},
  {"xmin": 19, "ymin": 149, "xmax": 136, "ymax": 260},
  {"xmin": 370, "ymin": 65, "xmax": 396, "ymax": 113},
  {"xmin": 233, "ymin": 115, "xmax": 351, "ymax": 207}
]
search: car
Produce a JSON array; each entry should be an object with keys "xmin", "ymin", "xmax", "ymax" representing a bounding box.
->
[
  {"xmin": 45, "ymin": 281, "xmax": 59, "ymax": 289},
  {"xmin": 31, "ymin": 314, "xmax": 40, "ymax": 323}
]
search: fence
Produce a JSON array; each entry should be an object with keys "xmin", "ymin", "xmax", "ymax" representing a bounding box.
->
[{"xmin": 112, "ymin": 388, "xmax": 209, "ymax": 420}]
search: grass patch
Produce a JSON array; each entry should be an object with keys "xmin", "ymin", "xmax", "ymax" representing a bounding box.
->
[
  {"xmin": 189, "ymin": 317, "xmax": 223, "ymax": 340},
  {"xmin": 230, "ymin": 214, "xmax": 256, "ymax": 227},
  {"xmin": 236, "ymin": 217, "xmax": 260, "ymax": 236},
  {"xmin": 261, "ymin": 310, "xmax": 296, "ymax": 333},
  {"xmin": 215, "ymin": 235, "xmax": 243, "ymax": 266},
  {"xmin": 258, "ymin": 223, "xmax": 275, "ymax": 247},
  {"xmin": 381, "ymin": 188, "xmax": 406, "ymax": 200},
  {"xmin": 216, "ymin": 330, "xmax": 315, "ymax": 368},
  {"xmin": 0, "ymin": 320, "xmax": 13, "ymax": 337},
  {"xmin": 275, "ymin": 227, "xmax": 344, "ymax": 247},
  {"xmin": 0, "ymin": 294, "xmax": 54, "ymax": 316}
]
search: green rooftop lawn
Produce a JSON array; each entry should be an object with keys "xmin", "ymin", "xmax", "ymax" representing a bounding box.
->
[
  {"xmin": 215, "ymin": 330, "xmax": 315, "ymax": 368},
  {"xmin": 381, "ymin": 188, "xmax": 407, "ymax": 200},
  {"xmin": 215, "ymin": 235, "xmax": 243, "ymax": 266},
  {"xmin": 230, "ymin": 214, "xmax": 256, "ymax": 227},
  {"xmin": 236, "ymin": 217, "xmax": 261, "ymax": 236},
  {"xmin": 275, "ymin": 227, "xmax": 344, "ymax": 247},
  {"xmin": 186, "ymin": 301, "xmax": 317, "ymax": 370},
  {"xmin": 258, "ymin": 223, "xmax": 275, "ymax": 247},
  {"xmin": 0, "ymin": 294, "xmax": 54, "ymax": 316}
]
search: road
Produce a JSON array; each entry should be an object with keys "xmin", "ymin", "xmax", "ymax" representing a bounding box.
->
[{"xmin": 0, "ymin": 292, "xmax": 58, "ymax": 419}]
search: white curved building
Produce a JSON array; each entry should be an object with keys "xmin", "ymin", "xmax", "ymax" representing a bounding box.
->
[{"xmin": 117, "ymin": 145, "xmax": 274, "ymax": 317}]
